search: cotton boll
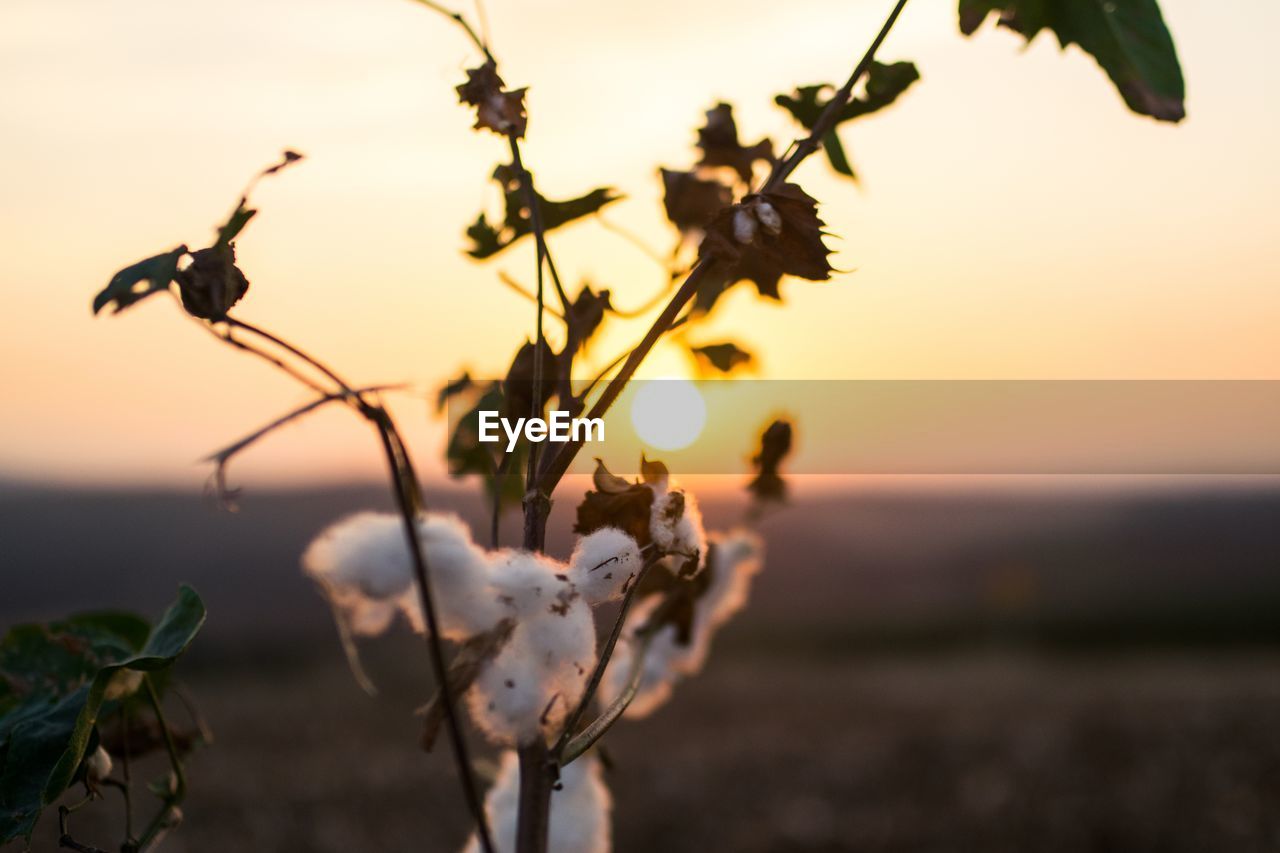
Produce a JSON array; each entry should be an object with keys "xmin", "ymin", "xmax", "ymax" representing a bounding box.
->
[
  {"xmin": 649, "ymin": 488, "xmax": 706, "ymax": 570},
  {"xmin": 462, "ymin": 751, "xmax": 612, "ymax": 853},
  {"xmin": 698, "ymin": 530, "xmax": 763, "ymax": 627},
  {"xmin": 302, "ymin": 512, "xmax": 413, "ymax": 600},
  {"xmin": 468, "ymin": 597, "xmax": 596, "ymax": 745},
  {"xmin": 410, "ymin": 513, "xmax": 505, "ymax": 639},
  {"xmin": 489, "ymin": 550, "xmax": 570, "ymax": 618},
  {"xmin": 598, "ymin": 532, "xmax": 764, "ymax": 719},
  {"xmin": 567, "ymin": 528, "xmax": 643, "ymax": 605}
]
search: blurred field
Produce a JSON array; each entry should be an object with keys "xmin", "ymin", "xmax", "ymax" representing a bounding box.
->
[{"xmin": 4, "ymin": 482, "xmax": 1280, "ymax": 851}]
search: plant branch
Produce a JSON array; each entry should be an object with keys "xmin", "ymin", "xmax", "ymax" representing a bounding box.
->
[
  {"xmin": 763, "ymin": 0, "xmax": 911, "ymax": 191},
  {"xmin": 560, "ymin": 627, "xmax": 656, "ymax": 765},
  {"xmin": 537, "ymin": 0, "xmax": 911, "ymax": 494},
  {"xmin": 553, "ymin": 554, "xmax": 657, "ymax": 759},
  {"xmin": 194, "ymin": 309, "xmax": 495, "ymax": 853}
]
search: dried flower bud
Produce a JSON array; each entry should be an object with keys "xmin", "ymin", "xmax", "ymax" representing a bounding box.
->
[{"xmin": 174, "ymin": 245, "xmax": 249, "ymax": 320}]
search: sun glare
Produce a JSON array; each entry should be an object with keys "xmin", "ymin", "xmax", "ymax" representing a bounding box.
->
[{"xmin": 630, "ymin": 379, "xmax": 708, "ymax": 451}]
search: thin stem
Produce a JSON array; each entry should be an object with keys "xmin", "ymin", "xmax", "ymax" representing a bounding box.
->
[
  {"xmin": 594, "ymin": 212, "xmax": 674, "ymax": 270},
  {"xmin": 560, "ymin": 628, "xmax": 656, "ymax": 765},
  {"xmin": 537, "ymin": 258, "xmax": 719, "ymax": 491},
  {"xmin": 370, "ymin": 411, "xmax": 496, "ymax": 853},
  {"xmin": 205, "ymin": 385, "xmax": 399, "ymax": 499},
  {"xmin": 134, "ymin": 676, "xmax": 185, "ymax": 852},
  {"xmin": 195, "ymin": 309, "xmax": 495, "ymax": 853},
  {"xmin": 553, "ymin": 556, "xmax": 656, "ymax": 758},
  {"xmin": 411, "ymin": 0, "xmax": 494, "ymax": 61},
  {"xmin": 498, "ymin": 272, "xmax": 566, "ymax": 322},
  {"xmin": 227, "ymin": 317, "xmax": 359, "ymax": 393}
]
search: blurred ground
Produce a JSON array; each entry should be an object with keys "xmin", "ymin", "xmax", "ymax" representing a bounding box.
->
[
  {"xmin": 4, "ymin": 482, "xmax": 1280, "ymax": 851},
  {"xmin": 62, "ymin": 648, "xmax": 1280, "ymax": 852}
]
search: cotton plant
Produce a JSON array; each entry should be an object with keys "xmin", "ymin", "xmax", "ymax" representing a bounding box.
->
[
  {"xmin": 78, "ymin": 0, "xmax": 1187, "ymax": 847},
  {"xmin": 302, "ymin": 458, "xmax": 750, "ymax": 852}
]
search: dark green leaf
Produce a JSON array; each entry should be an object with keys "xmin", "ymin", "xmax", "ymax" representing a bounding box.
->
[
  {"xmin": 92, "ymin": 247, "xmax": 187, "ymax": 316},
  {"xmin": 958, "ymin": 0, "xmax": 1185, "ymax": 122},
  {"xmin": 0, "ymin": 587, "xmax": 206, "ymax": 844},
  {"xmin": 774, "ymin": 62, "xmax": 920, "ymax": 182},
  {"xmin": 465, "ymin": 165, "xmax": 621, "ymax": 259},
  {"xmin": 821, "ymin": 130, "xmax": 855, "ymax": 179},
  {"xmin": 691, "ymin": 342, "xmax": 754, "ymax": 374}
]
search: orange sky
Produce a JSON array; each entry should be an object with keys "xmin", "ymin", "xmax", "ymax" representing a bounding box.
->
[{"xmin": 1, "ymin": 0, "xmax": 1277, "ymax": 487}]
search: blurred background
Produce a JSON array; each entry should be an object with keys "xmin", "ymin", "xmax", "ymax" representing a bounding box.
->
[{"xmin": 3, "ymin": 0, "xmax": 1279, "ymax": 849}]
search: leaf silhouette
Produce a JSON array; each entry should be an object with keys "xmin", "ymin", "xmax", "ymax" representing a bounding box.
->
[
  {"xmin": 695, "ymin": 103, "xmax": 773, "ymax": 185},
  {"xmin": 775, "ymin": 61, "xmax": 921, "ymax": 180},
  {"xmin": 958, "ymin": 0, "xmax": 1185, "ymax": 122},
  {"xmin": 465, "ymin": 165, "xmax": 621, "ymax": 259},
  {"xmin": 91, "ymin": 247, "xmax": 187, "ymax": 316},
  {"xmin": 690, "ymin": 342, "xmax": 754, "ymax": 374},
  {"xmin": 696, "ymin": 183, "xmax": 834, "ymax": 315}
]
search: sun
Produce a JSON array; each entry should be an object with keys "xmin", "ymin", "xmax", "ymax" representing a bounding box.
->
[{"xmin": 629, "ymin": 379, "xmax": 707, "ymax": 451}]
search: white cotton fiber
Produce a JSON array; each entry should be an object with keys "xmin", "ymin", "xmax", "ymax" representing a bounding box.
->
[
  {"xmin": 648, "ymin": 488, "xmax": 706, "ymax": 569},
  {"xmin": 302, "ymin": 512, "xmax": 414, "ymax": 600},
  {"xmin": 467, "ymin": 597, "xmax": 596, "ymax": 745},
  {"xmin": 567, "ymin": 528, "xmax": 643, "ymax": 605},
  {"xmin": 598, "ymin": 531, "xmax": 763, "ymax": 719},
  {"xmin": 462, "ymin": 751, "xmax": 612, "ymax": 853}
]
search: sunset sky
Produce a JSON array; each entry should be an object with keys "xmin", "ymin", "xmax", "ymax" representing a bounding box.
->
[{"xmin": 2, "ymin": 0, "xmax": 1277, "ymax": 487}]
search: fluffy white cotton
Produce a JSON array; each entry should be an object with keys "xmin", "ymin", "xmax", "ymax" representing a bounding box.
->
[
  {"xmin": 303, "ymin": 512, "xmax": 415, "ymax": 600},
  {"xmin": 567, "ymin": 528, "xmax": 643, "ymax": 605},
  {"xmin": 304, "ymin": 511, "xmax": 507, "ymax": 640},
  {"xmin": 410, "ymin": 514, "xmax": 506, "ymax": 638},
  {"xmin": 462, "ymin": 751, "xmax": 612, "ymax": 853},
  {"xmin": 599, "ymin": 531, "xmax": 762, "ymax": 719},
  {"xmin": 468, "ymin": 598, "xmax": 596, "ymax": 745},
  {"xmin": 648, "ymin": 488, "xmax": 706, "ymax": 568}
]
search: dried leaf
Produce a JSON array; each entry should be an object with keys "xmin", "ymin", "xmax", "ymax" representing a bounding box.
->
[
  {"xmin": 174, "ymin": 245, "xmax": 251, "ymax": 320},
  {"xmin": 695, "ymin": 103, "xmax": 773, "ymax": 184},
  {"xmin": 575, "ymin": 460, "xmax": 655, "ymax": 546},
  {"xmin": 456, "ymin": 62, "xmax": 528, "ymax": 137},
  {"xmin": 565, "ymin": 284, "xmax": 612, "ymax": 352},
  {"xmin": 748, "ymin": 419, "xmax": 793, "ymax": 504},
  {"xmin": 691, "ymin": 342, "xmax": 753, "ymax": 374},
  {"xmin": 639, "ymin": 454, "xmax": 669, "ymax": 486},
  {"xmin": 660, "ymin": 168, "xmax": 733, "ymax": 233},
  {"xmin": 503, "ymin": 338, "xmax": 559, "ymax": 422},
  {"xmin": 696, "ymin": 183, "xmax": 834, "ymax": 314},
  {"xmin": 419, "ymin": 619, "xmax": 516, "ymax": 751}
]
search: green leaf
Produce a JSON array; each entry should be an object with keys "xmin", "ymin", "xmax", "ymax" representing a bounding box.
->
[
  {"xmin": 465, "ymin": 165, "xmax": 621, "ymax": 259},
  {"xmin": 92, "ymin": 247, "xmax": 187, "ymax": 316},
  {"xmin": 958, "ymin": 0, "xmax": 1185, "ymax": 122},
  {"xmin": 821, "ymin": 130, "xmax": 855, "ymax": 179},
  {"xmin": 690, "ymin": 342, "xmax": 754, "ymax": 374},
  {"xmin": 774, "ymin": 62, "xmax": 920, "ymax": 181},
  {"xmin": 0, "ymin": 587, "xmax": 206, "ymax": 844}
]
